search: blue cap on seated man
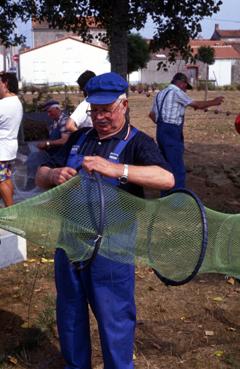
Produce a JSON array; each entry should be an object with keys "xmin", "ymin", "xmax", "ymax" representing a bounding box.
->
[
  {"xmin": 42, "ymin": 99, "xmax": 60, "ymax": 111},
  {"xmin": 85, "ymin": 72, "xmax": 128, "ymax": 105}
]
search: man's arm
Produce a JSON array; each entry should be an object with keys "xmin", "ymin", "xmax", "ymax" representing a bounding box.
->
[
  {"xmin": 36, "ymin": 157, "xmax": 175, "ymax": 191},
  {"xmin": 189, "ymin": 96, "xmax": 224, "ymax": 110},
  {"xmin": 36, "ymin": 166, "xmax": 77, "ymax": 189},
  {"xmin": 149, "ymin": 111, "xmax": 156, "ymax": 123},
  {"xmin": 37, "ymin": 132, "xmax": 70, "ymax": 150},
  {"xmin": 66, "ymin": 117, "xmax": 78, "ymax": 132},
  {"xmin": 82, "ymin": 156, "xmax": 175, "ymax": 190}
]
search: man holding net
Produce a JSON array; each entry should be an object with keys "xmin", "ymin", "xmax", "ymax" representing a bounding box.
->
[{"xmin": 36, "ymin": 72, "xmax": 174, "ymax": 369}]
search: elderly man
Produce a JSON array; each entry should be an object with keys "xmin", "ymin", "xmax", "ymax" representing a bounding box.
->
[
  {"xmin": 26, "ymin": 99, "xmax": 70, "ymax": 183},
  {"xmin": 0, "ymin": 72, "xmax": 23, "ymax": 206},
  {"xmin": 36, "ymin": 72, "xmax": 174, "ymax": 369},
  {"xmin": 37, "ymin": 99, "xmax": 70, "ymax": 152},
  {"xmin": 149, "ymin": 72, "xmax": 224, "ymax": 193}
]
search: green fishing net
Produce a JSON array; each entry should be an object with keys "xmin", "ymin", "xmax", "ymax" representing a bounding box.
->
[{"xmin": 0, "ymin": 173, "xmax": 239, "ymax": 284}]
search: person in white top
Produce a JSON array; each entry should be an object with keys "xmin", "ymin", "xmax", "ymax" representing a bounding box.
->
[
  {"xmin": 0, "ymin": 72, "xmax": 23, "ymax": 206},
  {"xmin": 66, "ymin": 70, "xmax": 96, "ymax": 132}
]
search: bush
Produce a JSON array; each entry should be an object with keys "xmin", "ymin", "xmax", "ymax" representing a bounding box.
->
[
  {"xmin": 223, "ymin": 84, "xmax": 236, "ymax": 91},
  {"xmin": 197, "ymin": 80, "xmax": 216, "ymax": 91}
]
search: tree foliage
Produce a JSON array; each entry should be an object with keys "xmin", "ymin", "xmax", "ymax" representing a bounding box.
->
[
  {"xmin": 0, "ymin": 0, "xmax": 223, "ymax": 77},
  {"xmin": 0, "ymin": 1, "xmax": 36, "ymax": 46},
  {"xmin": 127, "ymin": 33, "xmax": 150, "ymax": 74},
  {"xmin": 196, "ymin": 46, "xmax": 215, "ymax": 100},
  {"xmin": 196, "ymin": 45, "xmax": 215, "ymax": 65}
]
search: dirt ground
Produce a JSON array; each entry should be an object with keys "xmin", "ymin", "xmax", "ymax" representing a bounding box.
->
[{"xmin": 0, "ymin": 90, "xmax": 240, "ymax": 369}]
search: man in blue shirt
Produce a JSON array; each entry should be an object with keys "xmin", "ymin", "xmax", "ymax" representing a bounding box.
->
[
  {"xmin": 149, "ymin": 72, "xmax": 224, "ymax": 193},
  {"xmin": 26, "ymin": 100, "xmax": 70, "ymax": 185},
  {"xmin": 36, "ymin": 72, "xmax": 174, "ymax": 369}
]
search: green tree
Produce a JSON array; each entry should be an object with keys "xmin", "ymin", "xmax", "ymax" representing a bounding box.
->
[
  {"xmin": 0, "ymin": 0, "xmax": 222, "ymax": 78},
  {"xmin": 127, "ymin": 33, "xmax": 150, "ymax": 75},
  {"xmin": 196, "ymin": 45, "xmax": 215, "ymax": 99}
]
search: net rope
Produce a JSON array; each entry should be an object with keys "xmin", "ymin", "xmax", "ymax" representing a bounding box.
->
[{"xmin": 0, "ymin": 173, "xmax": 239, "ymax": 282}]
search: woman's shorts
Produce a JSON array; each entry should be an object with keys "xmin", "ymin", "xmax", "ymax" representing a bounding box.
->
[{"xmin": 0, "ymin": 161, "xmax": 14, "ymax": 183}]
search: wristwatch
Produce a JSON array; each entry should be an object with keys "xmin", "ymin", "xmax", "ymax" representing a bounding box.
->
[
  {"xmin": 46, "ymin": 141, "xmax": 50, "ymax": 147},
  {"xmin": 119, "ymin": 164, "xmax": 129, "ymax": 184}
]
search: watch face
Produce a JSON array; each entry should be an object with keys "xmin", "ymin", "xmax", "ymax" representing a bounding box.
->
[{"xmin": 119, "ymin": 176, "xmax": 128, "ymax": 184}]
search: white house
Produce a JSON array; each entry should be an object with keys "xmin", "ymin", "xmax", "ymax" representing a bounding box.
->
[
  {"xmin": 19, "ymin": 36, "xmax": 111, "ymax": 85},
  {"xmin": 190, "ymin": 39, "xmax": 240, "ymax": 86},
  {"xmin": 0, "ymin": 53, "xmax": 3, "ymax": 71}
]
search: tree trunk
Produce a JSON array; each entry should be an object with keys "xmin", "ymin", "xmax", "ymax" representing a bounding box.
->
[
  {"xmin": 204, "ymin": 64, "xmax": 209, "ymax": 101},
  {"xmin": 108, "ymin": 0, "xmax": 129, "ymax": 79}
]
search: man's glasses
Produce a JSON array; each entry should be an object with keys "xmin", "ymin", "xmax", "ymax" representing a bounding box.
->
[{"xmin": 86, "ymin": 100, "xmax": 123, "ymax": 117}]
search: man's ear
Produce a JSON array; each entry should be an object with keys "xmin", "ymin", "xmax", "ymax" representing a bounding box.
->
[{"xmin": 122, "ymin": 99, "xmax": 128, "ymax": 113}]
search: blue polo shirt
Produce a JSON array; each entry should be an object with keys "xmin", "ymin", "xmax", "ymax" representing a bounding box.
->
[{"xmin": 42, "ymin": 123, "xmax": 172, "ymax": 198}]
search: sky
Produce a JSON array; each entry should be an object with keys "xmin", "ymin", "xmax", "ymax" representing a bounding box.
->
[
  {"xmin": 18, "ymin": 0, "xmax": 240, "ymax": 47},
  {"xmin": 138, "ymin": 0, "xmax": 240, "ymax": 39}
]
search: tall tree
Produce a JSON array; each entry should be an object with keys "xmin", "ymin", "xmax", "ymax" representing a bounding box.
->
[
  {"xmin": 127, "ymin": 33, "xmax": 150, "ymax": 75},
  {"xmin": 0, "ymin": 0, "xmax": 222, "ymax": 78},
  {"xmin": 0, "ymin": 1, "xmax": 35, "ymax": 46},
  {"xmin": 196, "ymin": 45, "xmax": 215, "ymax": 100}
]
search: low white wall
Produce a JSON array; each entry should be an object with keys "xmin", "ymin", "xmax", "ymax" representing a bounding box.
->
[{"xmin": 0, "ymin": 229, "xmax": 27, "ymax": 269}]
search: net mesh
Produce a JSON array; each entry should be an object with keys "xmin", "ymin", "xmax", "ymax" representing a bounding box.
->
[{"xmin": 0, "ymin": 173, "xmax": 239, "ymax": 281}]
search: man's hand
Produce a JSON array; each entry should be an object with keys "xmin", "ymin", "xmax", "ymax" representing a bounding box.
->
[
  {"xmin": 82, "ymin": 156, "xmax": 122, "ymax": 178},
  {"xmin": 213, "ymin": 96, "xmax": 224, "ymax": 105},
  {"xmin": 50, "ymin": 167, "xmax": 77, "ymax": 186},
  {"xmin": 37, "ymin": 141, "xmax": 49, "ymax": 150}
]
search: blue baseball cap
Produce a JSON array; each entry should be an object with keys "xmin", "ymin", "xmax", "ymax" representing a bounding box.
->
[{"xmin": 85, "ymin": 72, "xmax": 128, "ymax": 105}]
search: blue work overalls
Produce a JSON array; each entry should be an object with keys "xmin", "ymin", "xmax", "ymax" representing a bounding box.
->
[
  {"xmin": 156, "ymin": 90, "xmax": 185, "ymax": 194},
  {"xmin": 55, "ymin": 127, "xmax": 138, "ymax": 369}
]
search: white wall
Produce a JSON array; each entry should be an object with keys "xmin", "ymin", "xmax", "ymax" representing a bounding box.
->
[
  {"xmin": 0, "ymin": 54, "xmax": 3, "ymax": 71},
  {"xmin": 209, "ymin": 60, "xmax": 232, "ymax": 86},
  {"xmin": 20, "ymin": 38, "xmax": 111, "ymax": 85},
  {"xmin": 129, "ymin": 70, "xmax": 142, "ymax": 84}
]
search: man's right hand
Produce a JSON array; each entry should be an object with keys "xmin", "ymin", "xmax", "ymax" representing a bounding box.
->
[{"xmin": 49, "ymin": 167, "xmax": 77, "ymax": 186}]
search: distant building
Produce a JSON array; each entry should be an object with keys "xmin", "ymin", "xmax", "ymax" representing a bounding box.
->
[
  {"xmin": 211, "ymin": 24, "xmax": 240, "ymax": 43},
  {"xmin": 190, "ymin": 39, "xmax": 240, "ymax": 86},
  {"xmin": 0, "ymin": 45, "xmax": 20, "ymax": 74},
  {"xmin": 131, "ymin": 38, "xmax": 240, "ymax": 87},
  {"xmin": 20, "ymin": 36, "xmax": 110, "ymax": 85},
  {"xmin": 32, "ymin": 18, "xmax": 106, "ymax": 48}
]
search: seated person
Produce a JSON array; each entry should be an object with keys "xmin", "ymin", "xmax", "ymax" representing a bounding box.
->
[
  {"xmin": 26, "ymin": 100, "xmax": 70, "ymax": 183},
  {"xmin": 66, "ymin": 70, "xmax": 96, "ymax": 132}
]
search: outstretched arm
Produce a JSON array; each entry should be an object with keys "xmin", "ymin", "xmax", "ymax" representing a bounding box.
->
[{"xmin": 189, "ymin": 96, "xmax": 224, "ymax": 110}]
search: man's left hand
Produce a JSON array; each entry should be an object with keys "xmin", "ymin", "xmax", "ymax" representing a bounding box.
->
[{"xmin": 82, "ymin": 156, "xmax": 122, "ymax": 178}]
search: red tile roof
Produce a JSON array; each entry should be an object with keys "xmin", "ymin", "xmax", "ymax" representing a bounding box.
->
[
  {"xmin": 215, "ymin": 29, "xmax": 240, "ymax": 38},
  {"xmin": 190, "ymin": 39, "xmax": 240, "ymax": 59}
]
